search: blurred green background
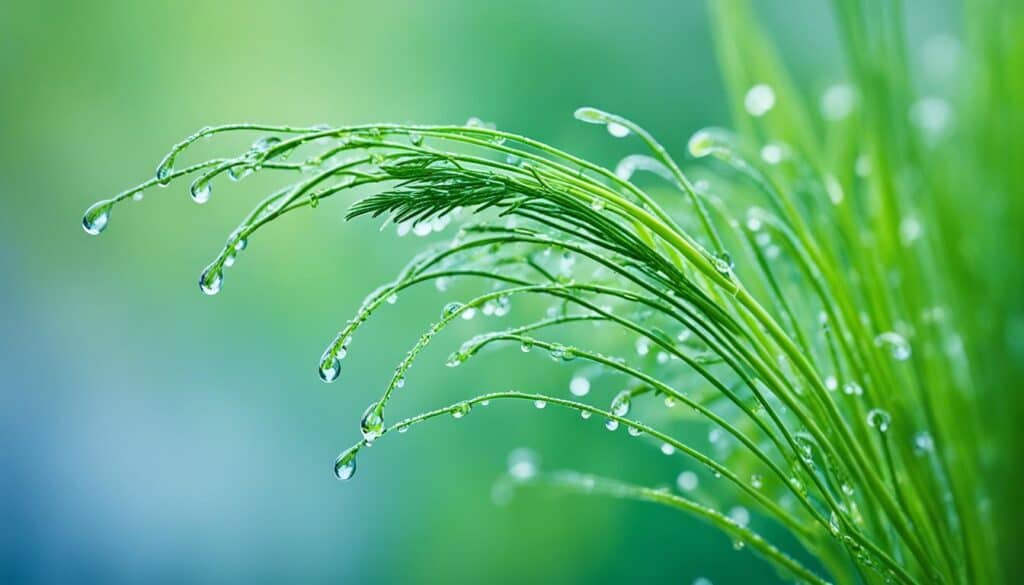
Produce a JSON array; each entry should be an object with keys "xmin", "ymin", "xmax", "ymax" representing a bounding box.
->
[{"xmin": 0, "ymin": 1, "xmax": 959, "ymax": 582}]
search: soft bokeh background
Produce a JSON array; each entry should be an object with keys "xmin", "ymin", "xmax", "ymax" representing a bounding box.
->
[{"xmin": 0, "ymin": 1, "xmax": 959, "ymax": 583}]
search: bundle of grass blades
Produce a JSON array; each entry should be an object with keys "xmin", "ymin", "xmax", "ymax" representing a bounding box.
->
[{"xmin": 82, "ymin": 0, "xmax": 1022, "ymax": 583}]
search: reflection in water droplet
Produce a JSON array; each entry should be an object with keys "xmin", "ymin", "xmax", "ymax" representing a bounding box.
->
[
  {"xmin": 333, "ymin": 446, "xmax": 358, "ymax": 480},
  {"xmin": 82, "ymin": 200, "xmax": 113, "ymax": 235},
  {"xmin": 875, "ymin": 332, "xmax": 911, "ymax": 361},
  {"xmin": 361, "ymin": 403, "xmax": 384, "ymax": 444},
  {"xmin": 610, "ymin": 391, "xmax": 631, "ymax": 416},
  {"xmin": 451, "ymin": 402, "xmax": 472, "ymax": 419},
  {"xmin": 319, "ymin": 355, "xmax": 341, "ymax": 383},
  {"xmin": 867, "ymin": 408, "xmax": 891, "ymax": 432},
  {"xmin": 199, "ymin": 265, "xmax": 223, "ymax": 296}
]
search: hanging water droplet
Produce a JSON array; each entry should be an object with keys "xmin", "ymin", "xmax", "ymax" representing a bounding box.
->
[
  {"xmin": 451, "ymin": 402, "xmax": 472, "ymax": 419},
  {"xmin": 677, "ymin": 471, "xmax": 699, "ymax": 492},
  {"xmin": 394, "ymin": 376, "xmax": 405, "ymax": 389},
  {"xmin": 235, "ymin": 238, "xmax": 248, "ymax": 251},
  {"xmin": 867, "ymin": 408, "xmax": 891, "ymax": 432},
  {"xmin": 751, "ymin": 474, "xmax": 763, "ymax": 489},
  {"xmin": 190, "ymin": 179, "xmax": 212, "ymax": 204},
  {"xmin": 825, "ymin": 375, "xmax": 838, "ymax": 391},
  {"xmin": 408, "ymin": 132, "xmax": 424, "ymax": 146},
  {"xmin": 520, "ymin": 339, "xmax": 533, "ymax": 353},
  {"xmin": 687, "ymin": 129, "xmax": 718, "ymax": 158},
  {"xmin": 660, "ymin": 443, "xmax": 675, "ymax": 455},
  {"xmin": 319, "ymin": 354, "xmax": 341, "ymax": 383},
  {"xmin": 333, "ymin": 445, "xmax": 358, "ymax": 480},
  {"xmin": 569, "ymin": 374, "xmax": 590, "ymax": 397},
  {"xmin": 132, "ymin": 191, "xmax": 144, "ymax": 202},
  {"xmin": 760, "ymin": 143, "xmax": 784, "ymax": 164},
  {"xmin": 199, "ymin": 265, "xmax": 223, "ymax": 296},
  {"xmin": 533, "ymin": 399, "xmax": 547, "ymax": 409},
  {"xmin": 360, "ymin": 403, "xmax": 384, "ymax": 444},
  {"xmin": 386, "ymin": 293, "xmax": 398, "ymax": 305},
  {"xmin": 627, "ymin": 425, "xmax": 642, "ymax": 437},
  {"xmin": 442, "ymin": 302, "xmax": 464, "ymax": 319},
  {"xmin": 590, "ymin": 198, "xmax": 606, "ymax": 211},
  {"xmin": 507, "ymin": 447, "xmax": 539, "ymax": 480},
  {"xmin": 82, "ymin": 200, "xmax": 113, "ymax": 235},
  {"xmin": 461, "ymin": 307, "xmax": 477, "ymax": 320},
  {"xmin": 635, "ymin": 337, "xmax": 650, "ymax": 356},
  {"xmin": 604, "ymin": 419, "xmax": 619, "ymax": 431},
  {"xmin": 610, "ymin": 391, "xmax": 631, "ymax": 416},
  {"xmin": 663, "ymin": 396, "xmax": 676, "ymax": 408},
  {"xmin": 744, "ymin": 84, "xmax": 776, "ymax": 117},
  {"xmin": 445, "ymin": 352, "xmax": 465, "ymax": 368},
  {"xmin": 580, "ymin": 410, "xmax": 592, "ymax": 420},
  {"xmin": 251, "ymin": 135, "xmax": 282, "ymax": 153},
  {"xmin": 841, "ymin": 482, "xmax": 855, "ymax": 496},
  {"xmin": 875, "ymin": 332, "xmax": 911, "ymax": 361}
]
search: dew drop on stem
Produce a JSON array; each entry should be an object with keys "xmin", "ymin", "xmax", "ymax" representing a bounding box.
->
[
  {"xmin": 82, "ymin": 200, "xmax": 113, "ymax": 235},
  {"xmin": 199, "ymin": 265, "xmax": 224, "ymax": 296},
  {"xmin": 334, "ymin": 446, "xmax": 358, "ymax": 481}
]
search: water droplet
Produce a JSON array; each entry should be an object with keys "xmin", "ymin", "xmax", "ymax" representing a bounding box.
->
[
  {"xmin": 507, "ymin": 447, "xmax": 539, "ymax": 480},
  {"xmin": 394, "ymin": 377, "xmax": 405, "ymax": 389},
  {"xmin": 899, "ymin": 216, "xmax": 923, "ymax": 246},
  {"xmin": 910, "ymin": 97, "xmax": 953, "ymax": 137},
  {"xmin": 606, "ymin": 122, "xmax": 630, "ymax": 138},
  {"xmin": 687, "ymin": 129, "xmax": 718, "ymax": 158},
  {"xmin": 408, "ymin": 132, "xmax": 424, "ymax": 146},
  {"xmin": 333, "ymin": 446, "xmax": 358, "ymax": 480},
  {"xmin": 235, "ymin": 238, "xmax": 248, "ymax": 251},
  {"xmin": 677, "ymin": 471, "xmax": 698, "ymax": 492},
  {"xmin": 635, "ymin": 338, "xmax": 650, "ymax": 356},
  {"xmin": 660, "ymin": 442, "xmax": 676, "ymax": 455},
  {"xmin": 913, "ymin": 431, "xmax": 935, "ymax": 455},
  {"xmin": 867, "ymin": 408, "xmax": 891, "ymax": 433},
  {"xmin": 361, "ymin": 403, "xmax": 384, "ymax": 444},
  {"xmin": 251, "ymin": 135, "xmax": 282, "ymax": 153},
  {"xmin": 842, "ymin": 381, "xmax": 864, "ymax": 396},
  {"xmin": 663, "ymin": 396, "xmax": 676, "ymax": 408},
  {"xmin": 760, "ymin": 143, "xmax": 784, "ymax": 164},
  {"xmin": 604, "ymin": 419, "xmax": 619, "ymax": 431},
  {"xmin": 445, "ymin": 352, "xmax": 465, "ymax": 368},
  {"xmin": 319, "ymin": 354, "xmax": 341, "ymax": 383},
  {"xmin": 610, "ymin": 391, "xmax": 631, "ymax": 416},
  {"xmin": 744, "ymin": 84, "xmax": 776, "ymax": 117},
  {"xmin": 569, "ymin": 375, "xmax": 590, "ymax": 397},
  {"xmin": 820, "ymin": 83, "xmax": 857, "ymax": 120},
  {"xmin": 693, "ymin": 578, "xmax": 713, "ymax": 585},
  {"xmin": 199, "ymin": 265, "xmax": 223, "ymax": 296},
  {"xmin": 451, "ymin": 402, "xmax": 472, "ymax": 419},
  {"xmin": 534, "ymin": 399, "xmax": 547, "ymax": 409},
  {"xmin": 82, "ymin": 200, "xmax": 113, "ymax": 235},
  {"xmin": 386, "ymin": 293, "xmax": 398, "ymax": 305},
  {"xmin": 580, "ymin": 410, "xmax": 592, "ymax": 420},
  {"xmin": 875, "ymin": 332, "xmax": 911, "ymax": 361},
  {"xmin": 728, "ymin": 506, "xmax": 750, "ymax": 527},
  {"xmin": 520, "ymin": 340, "xmax": 533, "ymax": 353},
  {"xmin": 442, "ymin": 302, "xmax": 464, "ymax": 319},
  {"xmin": 841, "ymin": 482, "xmax": 855, "ymax": 496},
  {"xmin": 750, "ymin": 474, "xmax": 763, "ymax": 489},
  {"xmin": 461, "ymin": 307, "xmax": 477, "ymax": 320},
  {"xmin": 713, "ymin": 252, "xmax": 734, "ymax": 275},
  {"xmin": 132, "ymin": 192, "xmax": 144, "ymax": 202},
  {"xmin": 190, "ymin": 179, "xmax": 212, "ymax": 204},
  {"xmin": 825, "ymin": 375, "xmax": 838, "ymax": 391},
  {"xmin": 627, "ymin": 425, "xmax": 642, "ymax": 437}
]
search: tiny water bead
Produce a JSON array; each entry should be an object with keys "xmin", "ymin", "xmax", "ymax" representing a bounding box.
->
[
  {"xmin": 820, "ymin": 83, "xmax": 857, "ymax": 121},
  {"xmin": 728, "ymin": 506, "xmax": 751, "ymax": 527},
  {"xmin": 875, "ymin": 331, "xmax": 912, "ymax": 361},
  {"xmin": 333, "ymin": 446, "xmax": 358, "ymax": 481},
  {"xmin": 867, "ymin": 408, "xmax": 891, "ymax": 433},
  {"xmin": 408, "ymin": 132, "xmax": 424, "ymax": 146},
  {"xmin": 507, "ymin": 447, "xmax": 539, "ymax": 480},
  {"xmin": 606, "ymin": 121, "xmax": 630, "ymax": 138},
  {"xmin": 533, "ymin": 399, "xmax": 547, "ymax": 409},
  {"xmin": 677, "ymin": 470, "xmax": 699, "ymax": 492},
  {"xmin": 713, "ymin": 252, "xmax": 734, "ymax": 275},
  {"xmin": 573, "ymin": 106, "xmax": 630, "ymax": 137},
  {"xmin": 199, "ymin": 265, "xmax": 224, "ymax": 296},
  {"xmin": 760, "ymin": 143, "xmax": 784, "ymax": 165},
  {"xmin": 627, "ymin": 425, "xmax": 643, "ymax": 437},
  {"xmin": 569, "ymin": 374, "xmax": 591, "ymax": 397},
  {"xmin": 750, "ymin": 474, "xmax": 764, "ymax": 489},
  {"xmin": 82, "ymin": 200, "xmax": 113, "ymax": 235},
  {"xmin": 687, "ymin": 129, "xmax": 717, "ymax": 158},
  {"xmin": 744, "ymin": 83, "xmax": 776, "ymax": 117},
  {"xmin": 451, "ymin": 402, "xmax": 472, "ymax": 419},
  {"xmin": 604, "ymin": 419, "xmax": 619, "ymax": 431},
  {"xmin": 520, "ymin": 340, "xmax": 533, "ymax": 353},
  {"xmin": 842, "ymin": 381, "xmax": 864, "ymax": 396},
  {"xmin": 361, "ymin": 403, "xmax": 384, "ymax": 443},
  {"xmin": 660, "ymin": 443, "xmax": 676, "ymax": 455},
  {"xmin": 580, "ymin": 410, "xmax": 592, "ymax": 420},
  {"xmin": 913, "ymin": 431, "xmax": 935, "ymax": 455},
  {"xmin": 386, "ymin": 293, "xmax": 398, "ymax": 305}
]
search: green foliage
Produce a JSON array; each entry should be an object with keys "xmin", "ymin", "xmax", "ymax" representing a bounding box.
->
[{"xmin": 84, "ymin": 0, "xmax": 1022, "ymax": 582}]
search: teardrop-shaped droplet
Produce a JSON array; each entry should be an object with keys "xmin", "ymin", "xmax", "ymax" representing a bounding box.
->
[
  {"xmin": 606, "ymin": 122, "xmax": 630, "ymax": 138},
  {"xmin": 155, "ymin": 157, "xmax": 174, "ymax": 186},
  {"xmin": 82, "ymin": 200, "xmax": 113, "ymax": 235},
  {"xmin": 445, "ymin": 352, "xmax": 465, "ymax": 368},
  {"xmin": 190, "ymin": 178, "xmax": 212, "ymax": 204},
  {"xmin": 319, "ymin": 353, "xmax": 341, "ymax": 383},
  {"xmin": 660, "ymin": 442, "xmax": 676, "ymax": 455},
  {"xmin": 713, "ymin": 252, "xmax": 734, "ymax": 275},
  {"xmin": 199, "ymin": 265, "xmax": 223, "ymax": 296},
  {"xmin": 610, "ymin": 390, "xmax": 631, "ymax": 417},
  {"xmin": 604, "ymin": 419, "xmax": 619, "ymax": 431},
  {"xmin": 360, "ymin": 403, "xmax": 384, "ymax": 444},
  {"xmin": 867, "ymin": 408, "xmax": 891, "ymax": 433},
  {"xmin": 751, "ymin": 474, "xmax": 763, "ymax": 489},
  {"xmin": 533, "ymin": 399, "xmax": 547, "ymax": 409},
  {"xmin": 580, "ymin": 410, "xmax": 592, "ymax": 420},
  {"xmin": 627, "ymin": 425, "xmax": 642, "ymax": 437},
  {"xmin": 251, "ymin": 136, "xmax": 282, "ymax": 153},
  {"xmin": 408, "ymin": 132, "xmax": 424, "ymax": 146},
  {"xmin": 333, "ymin": 445, "xmax": 358, "ymax": 480},
  {"xmin": 687, "ymin": 129, "xmax": 718, "ymax": 158}
]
